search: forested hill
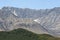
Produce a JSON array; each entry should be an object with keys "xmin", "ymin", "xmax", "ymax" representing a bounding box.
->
[{"xmin": 0, "ymin": 28, "xmax": 60, "ymax": 40}]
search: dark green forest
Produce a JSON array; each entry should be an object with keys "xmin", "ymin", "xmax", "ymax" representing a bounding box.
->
[{"xmin": 0, "ymin": 28, "xmax": 60, "ymax": 40}]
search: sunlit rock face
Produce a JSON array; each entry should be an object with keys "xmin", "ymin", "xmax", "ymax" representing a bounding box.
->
[
  {"xmin": 0, "ymin": 7, "xmax": 60, "ymax": 37},
  {"xmin": 34, "ymin": 13, "xmax": 60, "ymax": 37}
]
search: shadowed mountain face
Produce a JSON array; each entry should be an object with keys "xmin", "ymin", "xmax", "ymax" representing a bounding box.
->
[{"xmin": 0, "ymin": 7, "xmax": 60, "ymax": 37}]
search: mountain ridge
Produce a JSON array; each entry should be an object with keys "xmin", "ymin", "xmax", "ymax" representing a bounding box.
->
[{"xmin": 0, "ymin": 7, "xmax": 60, "ymax": 37}]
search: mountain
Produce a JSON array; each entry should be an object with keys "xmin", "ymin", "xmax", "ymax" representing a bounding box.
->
[
  {"xmin": 0, "ymin": 7, "xmax": 60, "ymax": 37},
  {"xmin": 0, "ymin": 28, "xmax": 60, "ymax": 40},
  {"xmin": 34, "ymin": 11, "xmax": 60, "ymax": 37}
]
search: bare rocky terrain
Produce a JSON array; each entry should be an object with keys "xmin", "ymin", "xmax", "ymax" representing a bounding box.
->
[{"xmin": 0, "ymin": 7, "xmax": 60, "ymax": 37}]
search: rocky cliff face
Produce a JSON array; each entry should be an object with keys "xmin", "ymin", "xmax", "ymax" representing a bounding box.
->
[{"xmin": 0, "ymin": 7, "xmax": 60, "ymax": 37}]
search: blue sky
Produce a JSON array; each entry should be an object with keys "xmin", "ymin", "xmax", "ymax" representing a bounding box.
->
[{"xmin": 0, "ymin": 0, "xmax": 60, "ymax": 9}]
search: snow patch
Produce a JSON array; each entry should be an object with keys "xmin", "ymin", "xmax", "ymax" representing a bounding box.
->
[
  {"xmin": 34, "ymin": 19, "xmax": 40, "ymax": 23},
  {"xmin": 12, "ymin": 10, "xmax": 18, "ymax": 16}
]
